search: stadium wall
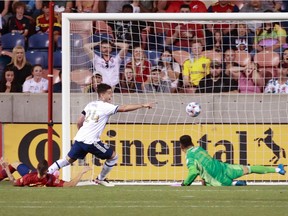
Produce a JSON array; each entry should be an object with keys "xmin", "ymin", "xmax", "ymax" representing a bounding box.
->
[{"xmin": 1, "ymin": 93, "xmax": 288, "ymax": 124}]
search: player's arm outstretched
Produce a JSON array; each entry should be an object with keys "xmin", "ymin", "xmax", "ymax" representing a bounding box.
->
[
  {"xmin": 181, "ymin": 165, "xmax": 199, "ymax": 186},
  {"xmin": 117, "ymin": 102, "xmax": 155, "ymax": 112},
  {"xmin": 62, "ymin": 166, "xmax": 92, "ymax": 187},
  {"xmin": 0, "ymin": 158, "xmax": 16, "ymax": 185}
]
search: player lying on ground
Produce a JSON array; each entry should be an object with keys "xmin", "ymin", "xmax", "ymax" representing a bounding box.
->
[
  {"xmin": 179, "ymin": 135, "xmax": 286, "ymax": 186},
  {"xmin": 47, "ymin": 83, "xmax": 155, "ymax": 187},
  {"xmin": 0, "ymin": 158, "xmax": 91, "ymax": 187}
]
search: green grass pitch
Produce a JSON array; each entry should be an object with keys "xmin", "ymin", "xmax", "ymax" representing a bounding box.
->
[{"xmin": 0, "ymin": 181, "xmax": 287, "ymax": 216}]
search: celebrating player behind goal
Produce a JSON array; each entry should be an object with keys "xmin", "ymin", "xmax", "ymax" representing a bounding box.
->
[
  {"xmin": 48, "ymin": 83, "xmax": 155, "ymax": 186},
  {"xmin": 179, "ymin": 135, "xmax": 286, "ymax": 186}
]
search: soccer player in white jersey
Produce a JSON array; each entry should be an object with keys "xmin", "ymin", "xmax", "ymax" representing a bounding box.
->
[
  {"xmin": 48, "ymin": 83, "xmax": 154, "ymax": 186},
  {"xmin": 83, "ymin": 39, "xmax": 129, "ymax": 87}
]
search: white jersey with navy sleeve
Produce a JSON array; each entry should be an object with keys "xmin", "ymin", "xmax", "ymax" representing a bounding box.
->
[
  {"xmin": 74, "ymin": 100, "xmax": 119, "ymax": 144},
  {"xmin": 93, "ymin": 54, "xmax": 122, "ymax": 87}
]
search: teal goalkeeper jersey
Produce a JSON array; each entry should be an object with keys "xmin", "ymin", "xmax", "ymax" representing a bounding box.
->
[{"xmin": 183, "ymin": 146, "xmax": 243, "ymax": 186}]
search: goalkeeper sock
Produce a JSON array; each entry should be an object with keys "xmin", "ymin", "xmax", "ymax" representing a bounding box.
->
[
  {"xmin": 250, "ymin": 165, "xmax": 276, "ymax": 174},
  {"xmin": 47, "ymin": 159, "xmax": 70, "ymax": 174},
  {"xmin": 0, "ymin": 165, "xmax": 16, "ymax": 181}
]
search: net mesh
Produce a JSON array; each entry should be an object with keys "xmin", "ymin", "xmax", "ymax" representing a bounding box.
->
[{"xmin": 65, "ymin": 15, "xmax": 288, "ymax": 184}]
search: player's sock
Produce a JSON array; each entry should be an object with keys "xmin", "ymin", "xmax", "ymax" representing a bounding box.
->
[
  {"xmin": 98, "ymin": 155, "xmax": 118, "ymax": 180},
  {"xmin": 250, "ymin": 165, "xmax": 277, "ymax": 174},
  {"xmin": 0, "ymin": 165, "xmax": 16, "ymax": 181},
  {"xmin": 47, "ymin": 159, "xmax": 70, "ymax": 174}
]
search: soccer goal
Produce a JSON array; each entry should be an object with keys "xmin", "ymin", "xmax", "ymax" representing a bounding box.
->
[{"xmin": 61, "ymin": 12, "xmax": 288, "ymax": 185}]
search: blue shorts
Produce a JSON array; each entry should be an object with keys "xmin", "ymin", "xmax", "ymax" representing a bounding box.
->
[
  {"xmin": 68, "ymin": 140, "xmax": 114, "ymax": 160},
  {"xmin": 17, "ymin": 164, "xmax": 32, "ymax": 176}
]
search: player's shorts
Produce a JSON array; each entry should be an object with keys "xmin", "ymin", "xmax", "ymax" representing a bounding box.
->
[
  {"xmin": 68, "ymin": 140, "xmax": 114, "ymax": 160},
  {"xmin": 224, "ymin": 164, "xmax": 244, "ymax": 185},
  {"xmin": 17, "ymin": 164, "xmax": 32, "ymax": 176}
]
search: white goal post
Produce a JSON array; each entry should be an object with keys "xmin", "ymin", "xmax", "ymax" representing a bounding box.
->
[{"xmin": 61, "ymin": 12, "xmax": 288, "ymax": 184}]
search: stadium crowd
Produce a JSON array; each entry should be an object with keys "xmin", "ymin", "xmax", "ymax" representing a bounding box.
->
[{"xmin": 1, "ymin": 0, "xmax": 288, "ymax": 94}]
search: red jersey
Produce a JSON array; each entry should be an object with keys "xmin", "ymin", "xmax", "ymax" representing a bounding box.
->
[
  {"xmin": 14, "ymin": 172, "xmax": 65, "ymax": 187},
  {"xmin": 36, "ymin": 14, "xmax": 59, "ymax": 33},
  {"xmin": 207, "ymin": 2, "xmax": 239, "ymax": 32},
  {"xmin": 126, "ymin": 60, "xmax": 151, "ymax": 83},
  {"xmin": 166, "ymin": 1, "xmax": 207, "ymax": 13},
  {"xmin": 167, "ymin": 22, "xmax": 204, "ymax": 47},
  {"xmin": 46, "ymin": 175, "xmax": 65, "ymax": 187},
  {"xmin": 14, "ymin": 172, "xmax": 49, "ymax": 187}
]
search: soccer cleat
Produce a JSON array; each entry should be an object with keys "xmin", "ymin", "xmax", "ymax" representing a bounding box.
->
[
  {"xmin": 235, "ymin": 180, "xmax": 247, "ymax": 186},
  {"xmin": 94, "ymin": 177, "xmax": 115, "ymax": 187},
  {"xmin": 278, "ymin": 164, "xmax": 286, "ymax": 175}
]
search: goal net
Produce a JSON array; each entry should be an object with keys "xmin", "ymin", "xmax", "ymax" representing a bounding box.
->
[{"xmin": 61, "ymin": 13, "xmax": 288, "ymax": 185}]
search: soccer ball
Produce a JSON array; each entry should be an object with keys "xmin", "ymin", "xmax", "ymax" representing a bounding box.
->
[{"xmin": 186, "ymin": 102, "xmax": 201, "ymax": 117}]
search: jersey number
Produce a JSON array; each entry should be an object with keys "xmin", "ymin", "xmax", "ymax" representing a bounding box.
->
[{"xmin": 85, "ymin": 111, "xmax": 99, "ymax": 123}]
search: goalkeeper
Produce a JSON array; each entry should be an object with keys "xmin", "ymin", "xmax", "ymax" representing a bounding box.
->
[{"xmin": 179, "ymin": 135, "xmax": 286, "ymax": 186}]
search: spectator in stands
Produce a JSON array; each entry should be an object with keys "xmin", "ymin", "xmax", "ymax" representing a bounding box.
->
[
  {"xmin": 35, "ymin": 1, "xmax": 61, "ymax": 43},
  {"xmin": 224, "ymin": 23, "xmax": 254, "ymax": 53},
  {"xmin": 142, "ymin": 66, "xmax": 171, "ymax": 93},
  {"xmin": 158, "ymin": 49, "xmax": 181, "ymax": 93},
  {"xmin": 54, "ymin": 0, "xmax": 74, "ymax": 13},
  {"xmin": 264, "ymin": 62, "xmax": 288, "ymax": 93},
  {"xmin": 23, "ymin": 0, "xmax": 43, "ymax": 19},
  {"xmin": 7, "ymin": 1, "xmax": 30, "ymax": 40},
  {"xmin": 83, "ymin": 39, "xmax": 129, "ymax": 87},
  {"xmin": 155, "ymin": 0, "xmax": 169, "ymax": 12},
  {"xmin": 75, "ymin": 0, "xmax": 99, "ymax": 13},
  {"xmin": 98, "ymin": 0, "xmax": 131, "ymax": 13},
  {"xmin": 131, "ymin": 0, "xmax": 157, "ymax": 13},
  {"xmin": 165, "ymin": 4, "xmax": 205, "ymax": 49},
  {"xmin": 4, "ymin": 45, "xmax": 32, "ymax": 86},
  {"xmin": 252, "ymin": 22, "xmax": 287, "ymax": 56},
  {"xmin": 53, "ymin": 3, "xmax": 63, "ymax": 44},
  {"xmin": 240, "ymin": 0, "xmax": 275, "ymax": 12},
  {"xmin": 281, "ymin": 48, "xmax": 288, "ymax": 67},
  {"xmin": 85, "ymin": 72, "xmax": 103, "ymax": 93},
  {"xmin": 125, "ymin": 46, "xmax": 151, "ymax": 89},
  {"xmin": 131, "ymin": 0, "xmax": 140, "ymax": 13},
  {"xmin": 22, "ymin": 64, "xmax": 48, "ymax": 93},
  {"xmin": 240, "ymin": 1, "xmax": 276, "ymax": 33},
  {"xmin": 0, "ymin": 0, "xmax": 12, "ymax": 32},
  {"xmin": 165, "ymin": 0, "xmax": 207, "ymax": 13},
  {"xmin": 223, "ymin": 49, "xmax": 238, "ymax": 80},
  {"xmin": 182, "ymin": 39, "xmax": 210, "ymax": 93},
  {"xmin": 53, "ymin": 70, "xmax": 82, "ymax": 93},
  {"xmin": 206, "ymin": 29, "xmax": 223, "ymax": 52},
  {"xmin": 231, "ymin": 62, "xmax": 265, "ymax": 93},
  {"xmin": 114, "ymin": 67, "xmax": 139, "ymax": 93},
  {"xmin": 107, "ymin": 4, "xmax": 152, "ymax": 48},
  {"xmin": 196, "ymin": 61, "xmax": 238, "ymax": 93},
  {"xmin": 0, "ymin": 67, "xmax": 22, "ymax": 92},
  {"xmin": 206, "ymin": 0, "xmax": 239, "ymax": 46}
]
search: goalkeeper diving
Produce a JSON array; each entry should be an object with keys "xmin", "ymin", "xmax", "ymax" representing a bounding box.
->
[{"xmin": 179, "ymin": 135, "xmax": 286, "ymax": 186}]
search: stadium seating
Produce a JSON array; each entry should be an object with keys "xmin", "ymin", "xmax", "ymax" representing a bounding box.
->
[
  {"xmin": 145, "ymin": 50, "xmax": 161, "ymax": 66},
  {"xmin": 146, "ymin": 33, "xmax": 165, "ymax": 51},
  {"xmin": 2, "ymin": 33, "xmax": 25, "ymax": 51},
  {"xmin": 234, "ymin": 50, "xmax": 252, "ymax": 66},
  {"xmin": 70, "ymin": 69, "xmax": 93, "ymax": 92},
  {"xmin": 26, "ymin": 51, "xmax": 48, "ymax": 68},
  {"xmin": 70, "ymin": 21, "xmax": 93, "ymax": 44},
  {"xmin": 28, "ymin": 33, "xmax": 49, "ymax": 51},
  {"xmin": 53, "ymin": 50, "xmax": 62, "ymax": 69},
  {"xmin": 95, "ymin": 20, "xmax": 113, "ymax": 35},
  {"xmin": 92, "ymin": 32, "xmax": 113, "ymax": 43},
  {"xmin": 254, "ymin": 50, "xmax": 280, "ymax": 80}
]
